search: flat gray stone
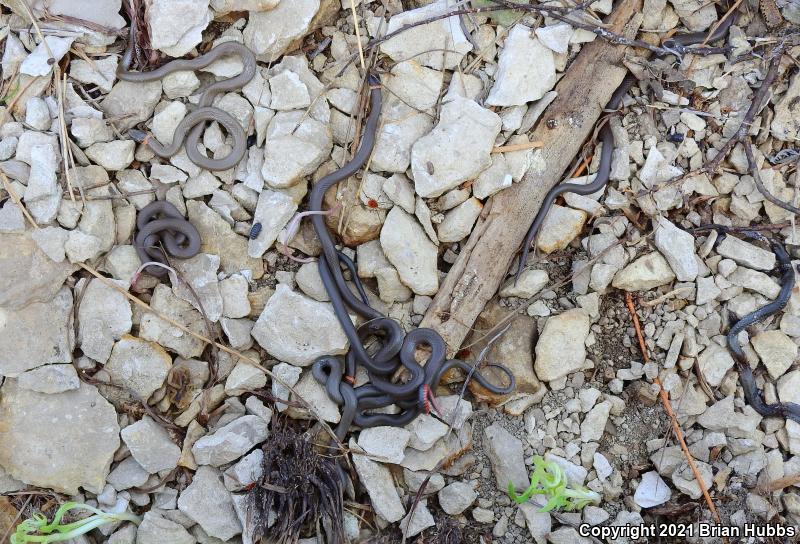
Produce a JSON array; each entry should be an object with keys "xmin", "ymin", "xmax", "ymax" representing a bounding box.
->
[
  {"xmin": 380, "ymin": 207, "xmax": 439, "ymax": 296},
  {"xmin": 534, "ymin": 309, "xmax": 590, "ymax": 382},
  {"xmin": 484, "ymin": 423, "xmax": 528, "ymax": 490},
  {"xmin": 192, "ymin": 415, "xmax": 269, "ymax": 467},
  {"xmin": 487, "ymin": 25, "xmax": 556, "ymax": 107},
  {"xmin": 77, "ymin": 278, "xmax": 133, "ymax": 363},
  {"xmin": 0, "ymin": 286, "xmax": 74, "ymax": 377},
  {"xmin": 17, "ymin": 364, "xmax": 79, "ymax": 394},
  {"xmin": 120, "ymin": 416, "xmax": 181, "ymax": 473},
  {"xmin": 243, "ymin": 0, "xmax": 320, "ymax": 62},
  {"xmin": 106, "ymin": 336, "xmax": 173, "ymax": 401},
  {"xmin": 0, "ymin": 380, "xmax": 119, "ymax": 494},
  {"xmin": 353, "ymin": 452, "xmax": 405, "ymax": 523},
  {"xmin": 251, "ymin": 284, "xmax": 348, "ymax": 366},
  {"xmin": 136, "ymin": 512, "xmax": 195, "ymax": 544},
  {"xmin": 178, "ymin": 465, "xmax": 242, "ymax": 540}
]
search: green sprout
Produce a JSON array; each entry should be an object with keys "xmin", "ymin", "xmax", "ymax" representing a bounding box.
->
[
  {"xmin": 508, "ymin": 456, "xmax": 602, "ymax": 512},
  {"xmin": 11, "ymin": 502, "xmax": 141, "ymax": 544}
]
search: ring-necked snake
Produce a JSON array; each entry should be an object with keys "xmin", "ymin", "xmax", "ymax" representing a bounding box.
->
[
  {"xmin": 309, "ymin": 76, "xmax": 515, "ymax": 440},
  {"xmin": 514, "ymin": 6, "xmax": 737, "ymax": 284},
  {"xmin": 116, "ymin": 18, "xmax": 256, "ymax": 171},
  {"xmin": 718, "ymin": 229, "xmax": 800, "ymax": 423},
  {"xmin": 134, "ymin": 201, "xmax": 201, "ymax": 277}
]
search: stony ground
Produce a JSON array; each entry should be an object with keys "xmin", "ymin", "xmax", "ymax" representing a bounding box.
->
[{"xmin": 1, "ymin": 0, "xmax": 800, "ymax": 543}]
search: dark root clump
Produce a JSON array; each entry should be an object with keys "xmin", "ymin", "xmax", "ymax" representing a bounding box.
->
[{"xmin": 247, "ymin": 419, "xmax": 347, "ymax": 544}]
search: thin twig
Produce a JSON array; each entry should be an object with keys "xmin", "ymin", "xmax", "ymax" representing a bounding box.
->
[
  {"xmin": 625, "ymin": 293, "xmax": 725, "ymax": 534},
  {"xmin": 492, "ymin": 141, "xmax": 544, "ymax": 153},
  {"xmin": 348, "ymin": 0, "xmax": 366, "ymax": 73},
  {"xmin": 1, "ymin": 171, "xmax": 39, "ymax": 228},
  {"xmin": 746, "ymin": 138, "xmax": 800, "ymax": 216}
]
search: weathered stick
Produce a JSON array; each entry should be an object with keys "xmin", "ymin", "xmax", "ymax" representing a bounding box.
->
[{"xmin": 421, "ymin": 0, "xmax": 643, "ymax": 352}]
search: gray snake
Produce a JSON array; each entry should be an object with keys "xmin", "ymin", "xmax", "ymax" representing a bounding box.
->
[
  {"xmin": 310, "ymin": 76, "xmax": 515, "ymax": 440},
  {"xmin": 514, "ymin": 6, "xmax": 737, "ymax": 284},
  {"xmin": 720, "ymin": 230, "xmax": 800, "ymax": 423},
  {"xmin": 116, "ymin": 19, "xmax": 256, "ymax": 171}
]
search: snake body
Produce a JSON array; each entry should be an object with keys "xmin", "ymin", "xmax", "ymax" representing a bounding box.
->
[
  {"xmin": 724, "ymin": 232, "xmax": 800, "ymax": 423},
  {"xmin": 117, "ymin": 23, "xmax": 256, "ymax": 171},
  {"xmin": 514, "ymin": 8, "xmax": 737, "ymax": 284},
  {"xmin": 134, "ymin": 201, "xmax": 202, "ymax": 277},
  {"xmin": 310, "ymin": 76, "xmax": 515, "ymax": 440}
]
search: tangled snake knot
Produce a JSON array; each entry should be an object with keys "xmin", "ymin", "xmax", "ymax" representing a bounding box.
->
[{"xmin": 134, "ymin": 201, "xmax": 201, "ymax": 277}]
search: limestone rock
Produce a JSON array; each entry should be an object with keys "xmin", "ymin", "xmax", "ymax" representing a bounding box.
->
[
  {"xmin": 534, "ymin": 309, "xmax": 590, "ymax": 382},
  {"xmin": 352, "ymin": 453, "xmax": 405, "ymax": 523},
  {"xmin": 0, "ymin": 380, "xmax": 119, "ymax": 494},
  {"xmin": 499, "ymin": 269, "xmax": 549, "ymax": 299},
  {"xmin": 612, "ymin": 252, "xmax": 676, "ymax": 291},
  {"xmin": 752, "ymin": 330, "xmax": 797, "ymax": 379},
  {"xmin": 192, "ymin": 415, "xmax": 269, "ymax": 467},
  {"xmin": 697, "ymin": 343, "xmax": 735, "ymax": 388},
  {"xmin": 535, "ymin": 205, "xmax": 588, "ymax": 253},
  {"xmin": 0, "ymin": 286, "xmax": 73, "ymax": 377},
  {"xmin": 178, "ymin": 465, "xmax": 242, "ymax": 540},
  {"xmin": 251, "ymin": 284, "xmax": 348, "ymax": 366},
  {"xmin": 139, "ymin": 284, "xmax": 207, "ymax": 359},
  {"xmin": 244, "ymin": 0, "xmax": 321, "ymax": 63},
  {"xmin": 261, "ymin": 112, "xmax": 331, "ymax": 189},
  {"xmin": 148, "ymin": 0, "xmax": 211, "ymax": 57},
  {"xmin": 357, "ymin": 427, "xmax": 411, "ymax": 464},
  {"xmin": 654, "ymin": 216, "xmax": 698, "ymax": 281},
  {"xmin": 121, "ymin": 416, "xmax": 181, "ymax": 473},
  {"xmin": 0, "ymin": 232, "xmax": 76, "ymax": 309},
  {"xmin": 106, "ymin": 336, "xmax": 172, "ymax": 401},
  {"xmin": 380, "ymin": 207, "xmax": 439, "ymax": 295},
  {"xmin": 77, "ymin": 278, "xmax": 132, "ymax": 364},
  {"xmin": 17, "ymin": 364, "xmax": 79, "ymax": 394},
  {"xmin": 437, "ymin": 198, "xmax": 483, "ymax": 243},
  {"xmin": 411, "ymin": 97, "xmax": 501, "ymax": 198},
  {"xmin": 484, "ymin": 423, "xmax": 529, "ymax": 490},
  {"xmin": 247, "ymin": 189, "xmax": 297, "ymax": 258},
  {"xmin": 380, "ymin": 0, "xmax": 472, "ymax": 70},
  {"xmin": 487, "ymin": 26, "xmax": 556, "ymax": 106}
]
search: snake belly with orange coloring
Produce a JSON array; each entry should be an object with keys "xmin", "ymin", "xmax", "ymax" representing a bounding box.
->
[
  {"xmin": 309, "ymin": 75, "xmax": 516, "ymax": 441},
  {"xmin": 116, "ymin": 20, "xmax": 256, "ymax": 171}
]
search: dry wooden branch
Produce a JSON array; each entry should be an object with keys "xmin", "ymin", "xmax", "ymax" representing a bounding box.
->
[{"xmin": 420, "ymin": 0, "xmax": 643, "ymax": 352}]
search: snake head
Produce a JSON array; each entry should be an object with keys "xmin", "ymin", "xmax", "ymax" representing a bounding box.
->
[{"xmin": 128, "ymin": 129, "xmax": 150, "ymax": 144}]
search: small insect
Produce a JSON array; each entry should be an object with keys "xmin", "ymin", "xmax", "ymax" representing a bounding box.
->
[
  {"xmin": 367, "ymin": 199, "xmax": 379, "ymax": 209},
  {"xmin": 768, "ymin": 148, "xmax": 800, "ymax": 165},
  {"xmin": 667, "ymin": 132, "xmax": 685, "ymax": 143},
  {"xmin": 249, "ymin": 222, "xmax": 262, "ymax": 239},
  {"xmin": 426, "ymin": 161, "xmax": 435, "ymax": 175}
]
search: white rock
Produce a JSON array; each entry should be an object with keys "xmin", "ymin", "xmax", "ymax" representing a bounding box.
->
[
  {"xmin": 251, "ymin": 284, "xmax": 348, "ymax": 366},
  {"xmin": 24, "ymin": 143, "xmax": 61, "ymax": 224},
  {"xmin": 272, "ymin": 362, "xmax": 302, "ymax": 412},
  {"xmin": 17, "ymin": 364, "xmax": 79, "ymax": 394},
  {"xmin": 487, "ymin": 26, "xmax": 556, "ymax": 106},
  {"xmin": 752, "ymin": 330, "xmax": 797, "ymax": 379},
  {"xmin": 697, "ymin": 344, "xmax": 735, "ymax": 387},
  {"xmin": 384, "ymin": 60, "xmax": 444, "ymax": 111},
  {"xmin": 352, "ymin": 453, "xmax": 405, "ymax": 523},
  {"xmin": 380, "ymin": 0, "xmax": 472, "ymax": 70},
  {"xmin": 178, "ymin": 466, "xmax": 242, "ymax": 540},
  {"xmin": 70, "ymin": 56, "xmax": 118, "ymax": 93},
  {"xmin": 358, "ymin": 427, "xmax": 411, "ymax": 464},
  {"xmin": 535, "ymin": 309, "xmax": 590, "ymax": 382},
  {"xmin": 484, "ymin": 423, "xmax": 529, "ymax": 490},
  {"xmin": 612, "ymin": 252, "xmax": 676, "ymax": 291},
  {"xmin": 383, "ymin": 174, "xmax": 416, "ymax": 214},
  {"xmin": 0, "ymin": 380, "xmax": 119, "ymax": 494},
  {"xmin": 499, "ymin": 269, "xmax": 549, "ymax": 298},
  {"xmin": 163, "ymin": 70, "xmax": 201, "ymax": 98},
  {"xmin": 727, "ymin": 267, "xmax": 781, "ymax": 299},
  {"xmin": 580, "ymin": 400, "xmax": 612, "ymax": 442},
  {"xmin": 106, "ymin": 336, "xmax": 172, "ymax": 401},
  {"xmin": 536, "ymin": 205, "xmax": 587, "ymax": 253},
  {"xmin": 269, "ymin": 70, "xmax": 311, "ymax": 110},
  {"xmin": 173, "ymin": 253, "xmax": 224, "ymax": 322},
  {"xmin": 78, "ymin": 278, "xmax": 132, "ymax": 363},
  {"xmin": 0, "ymin": 201, "xmax": 24, "ymax": 233},
  {"xmin": 120, "ymin": 416, "xmax": 181, "ymax": 473},
  {"xmin": 20, "ymin": 36, "xmax": 75, "ymax": 76},
  {"xmin": 638, "ymin": 145, "xmax": 683, "ymax": 189},
  {"xmin": 634, "ymin": 471, "xmax": 671, "ymax": 508},
  {"xmin": 261, "ymin": 112, "xmax": 332, "ymax": 188},
  {"xmin": 25, "ymin": 97, "xmax": 50, "ymax": 130},
  {"xmin": 371, "ymin": 98, "xmax": 433, "ymax": 174},
  {"xmin": 140, "ymin": 284, "xmax": 206, "ymax": 359},
  {"xmin": 152, "ymin": 101, "xmax": 187, "ymax": 145},
  {"xmin": 220, "ymin": 275, "xmax": 251, "ymax": 318},
  {"xmin": 248, "ymin": 189, "xmax": 298, "ymax": 257},
  {"xmin": 225, "ymin": 362, "xmax": 267, "ymax": 394},
  {"xmin": 148, "ymin": 0, "xmax": 211, "ymax": 57},
  {"xmin": 0, "ymin": 287, "xmax": 74, "ymax": 377},
  {"xmin": 473, "ymin": 155, "xmax": 513, "ymax": 199},
  {"xmin": 192, "ymin": 415, "xmax": 269, "ymax": 467},
  {"xmin": 411, "ymin": 97, "xmax": 501, "ymax": 198},
  {"xmin": 375, "ymin": 266, "xmax": 413, "ymax": 303},
  {"xmin": 400, "ymin": 500, "xmax": 435, "ymax": 538},
  {"xmin": 437, "ymin": 198, "xmax": 483, "ymax": 243},
  {"xmin": 772, "ymin": 72, "xmax": 800, "ymax": 142},
  {"xmin": 380, "ymin": 207, "xmax": 439, "ymax": 295},
  {"xmin": 715, "ymin": 235, "xmax": 776, "ymax": 271},
  {"xmin": 535, "ymin": 24, "xmax": 573, "ymax": 54},
  {"xmin": 654, "ymin": 217, "xmax": 698, "ymax": 281},
  {"xmin": 243, "ymin": 0, "xmax": 321, "ymax": 62},
  {"xmin": 405, "ymin": 414, "xmax": 448, "ymax": 451},
  {"xmin": 438, "ymin": 482, "xmax": 477, "ymax": 515},
  {"xmin": 86, "ymin": 140, "xmax": 135, "ymax": 171}
]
